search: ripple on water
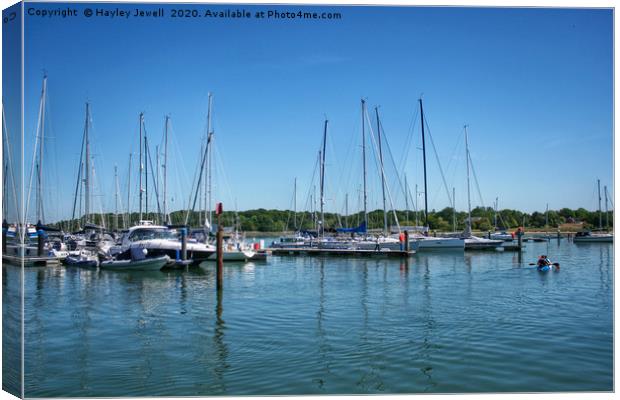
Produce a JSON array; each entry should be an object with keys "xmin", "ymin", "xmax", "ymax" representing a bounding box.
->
[{"xmin": 8, "ymin": 241, "xmax": 614, "ymax": 396}]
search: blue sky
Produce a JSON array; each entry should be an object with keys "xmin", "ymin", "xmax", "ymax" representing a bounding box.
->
[{"xmin": 16, "ymin": 3, "xmax": 613, "ymax": 222}]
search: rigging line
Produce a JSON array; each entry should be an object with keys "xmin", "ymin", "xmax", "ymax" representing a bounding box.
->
[
  {"xmin": 185, "ymin": 134, "xmax": 209, "ymax": 225},
  {"xmin": 299, "ymin": 152, "xmax": 321, "ymax": 230},
  {"xmin": 378, "ymin": 115, "xmax": 408, "ymax": 209},
  {"xmin": 444, "ymin": 131, "xmax": 464, "ymax": 193},
  {"xmin": 336, "ymin": 119, "xmax": 360, "ymax": 202},
  {"xmin": 25, "ymin": 80, "xmax": 46, "ymax": 225},
  {"xmin": 364, "ymin": 108, "xmax": 401, "ymax": 233},
  {"xmin": 2, "ymin": 104, "xmax": 23, "ymax": 235},
  {"xmin": 90, "ymin": 164, "xmax": 106, "ymax": 229},
  {"xmin": 168, "ymin": 121, "xmax": 191, "ymax": 215},
  {"xmin": 115, "ymin": 168, "xmax": 126, "ymax": 229},
  {"xmin": 70, "ymin": 120, "xmax": 86, "ymax": 223},
  {"xmin": 284, "ymin": 182, "xmax": 296, "ymax": 231},
  {"xmin": 212, "ymin": 142, "xmax": 237, "ymax": 215},
  {"xmin": 467, "ymin": 151, "xmax": 486, "ymax": 209},
  {"xmin": 423, "ymin": 117, "xmax": 453, "ymax": 207},
  {"xmin": 146, "ymin": 140, "xmax": 162, "ymax": 219},
  {"xmin": 398, "ymin": 105, "xmax": 420, "ymax": 174}
]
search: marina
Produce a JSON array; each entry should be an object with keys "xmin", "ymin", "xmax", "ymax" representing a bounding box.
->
[{"xmin": 1, "ymin": 3, "xmax": 614, "ymax": 398}]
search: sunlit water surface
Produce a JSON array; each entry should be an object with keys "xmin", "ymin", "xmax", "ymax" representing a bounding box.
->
[{"xmin": 3, "ymin": 240, "xmax": 613, "ymax": 396}]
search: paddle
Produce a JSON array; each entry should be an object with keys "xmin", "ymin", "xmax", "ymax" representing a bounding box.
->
[{"xmin": 529, "ymin": 262, "xmax": 560, "ymax": 269}]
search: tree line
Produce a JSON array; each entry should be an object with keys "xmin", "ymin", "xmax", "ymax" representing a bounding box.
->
[{"xmin": 50, "ymin": 206, "xmax": 612, "ymax": 233}]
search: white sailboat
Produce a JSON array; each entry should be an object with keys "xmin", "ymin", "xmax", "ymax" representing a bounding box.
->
[
  {"xmin": 407, "ymin": 99, "xmax": 464, "ymax": 251},
  {"xmin": 460, "ymin": 125, "xmax": 503, "ymax": 250},
  {"xmin": 574, "ymin": 179, "xmax": 613, "ymax": 243}
]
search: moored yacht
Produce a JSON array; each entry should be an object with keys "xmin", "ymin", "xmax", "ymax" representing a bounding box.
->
[
  {"xmin": 109, "ymin": 221, "xmax": 216, "ymax": 265},
  {"xmin": 573, "ymin": 230, "xmax": 613, "ymax": 243}
]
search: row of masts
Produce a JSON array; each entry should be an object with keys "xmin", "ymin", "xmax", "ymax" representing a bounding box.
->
[
  {"xmin": 309, "ymin": 98, "xmax": 462, "ymax": 236},
  {"xmin": 68, "ymin": 92, "xmax": 215, "ymax": 231},
  {"xmin": 20, "ymin": 76, "xmax": 613, "ymax": 233}
]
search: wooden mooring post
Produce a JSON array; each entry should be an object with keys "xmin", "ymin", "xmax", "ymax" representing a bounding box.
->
[
  {"xmin": 404, "ymin": 230, "xmax": 409, "ymax": 252},
  {"xmin": 37, "ymin": 229, "xmax": 45, "ymax": 257},
  {"xmin": 180, "ymin": 227, "xmax": 187, "ymax": 260},
  {"xmin": 2, "ymin": 220, "xmax": 7, "ymax": 254},
  {"xmin": 216, "ymin": 202, "xmax": 223, "ymax": 291}
]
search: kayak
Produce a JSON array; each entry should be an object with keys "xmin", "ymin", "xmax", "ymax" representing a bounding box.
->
[{"xmin": 536, "ymin": 263, "xmax": 559, "ymax": 272}]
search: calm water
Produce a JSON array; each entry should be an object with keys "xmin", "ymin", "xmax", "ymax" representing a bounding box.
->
[{"xmin": 3, "ymin": 240, "xmax": 613, "ymax": 396}]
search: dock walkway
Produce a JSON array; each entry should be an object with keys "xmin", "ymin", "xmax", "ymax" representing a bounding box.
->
[{"xmin": 270, "ymin": 247, "xmax": 415, "ymax": 257}]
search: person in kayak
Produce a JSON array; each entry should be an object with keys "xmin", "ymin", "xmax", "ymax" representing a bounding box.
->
[{"xmin": 537, "ymin": 255, "xmax": 551, "ymax": 267}]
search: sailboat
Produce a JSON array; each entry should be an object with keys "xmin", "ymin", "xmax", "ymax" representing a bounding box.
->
[
  {"xmin": 111, "ymin": 113, "xmax": 216, "ymax": 266},
  {"xmin": 192, "ymin": 93, "xmax": 262, "ymax": 262},
  {"xmin": 489, "ymin": 197, "xmax": 514, "ymax": 241},
  {"xmin": 408, "ymin": 99, "xmax": 464, "ymax": 251},
  {"xmin": 4, "ymin": 74, "xmax": 63, "ymax": 265},
  {"xmin": 460, "ymin": 125, "xmax": 503, "ymax": 250},
  {"xmin": 574, "ymin": 179, "xmax": 613, "ymax": 243}
]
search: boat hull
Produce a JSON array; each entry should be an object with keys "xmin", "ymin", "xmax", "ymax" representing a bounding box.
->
[
  {"xmin": 64, "ymin": 256, "xmax": 98, "ymax": 268},
  {"xmin": 413, "ymin": 237, "xmax": 465, "ymax": 251},
  {"xmin": 100, "ymin": 255, "xmax": 170, "ymax": 271},
  {"xmin": 205, "ymin": 250, "xmax": 255, "ymax": 261},
  {"xmin": 573, "ymin": 236, "xmax": 613, "ymax": 243}
]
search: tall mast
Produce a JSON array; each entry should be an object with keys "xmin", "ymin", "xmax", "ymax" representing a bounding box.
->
[
  {"xmin": 419, "ymin": 98, "xmax": 429, "ymax": 228},
  {"xmin": 415, "ymin": 183, "xmax": 419, "ymax": 227},
  {"xmin": 375, "ymin": 107, "xmax": 388, "ymax": 234},
  {"xmin": 310, "ymin": 192, "xmax": 314, "ymax": 232},
  {"xmin": 464, "ymin": 125, "xmax": 472, "ymax": 235},
  {"xmin": 293, "ymin": 177, "xmax": 297, "ymax": 230},
  {"xmin": 84, "ymin": 102, "xmax": 90, "ymax": 224},
  {"xmin": 320, "ymin": 119, "xmax": 328, "ymax": 238},
  {"xmin": 126, "ymin": 153, "xmax": 132, "ymax": 228},
  {"xmin": 605, "ymin": 185, "xmax": 609, "ymax": 230},
  {"xmin": 345, "ymin": 192, "xmax": 349, "ymax": 228},
  {"xmin": 361, "ymin": 99, "xmax": 368, "ymax": 229},
  {"xmin": 494, "ymin": 197, "xmax": 498, "ymax": 230},
  {"xmin": 199, "ymin": 140, "xmax": 204, "ymax": 225},
  {"xmin": 145, "ymin": 130, "xmax": 149, "ymax": 219},
  {"xmin": 207, "ymin": 93, "xmax": 213, "ymax": 227},
  {"xmin": 139, "ymin": 113, "xmax": 144, "ymax": 221},
  {"xmin": 37, "ymin": 75, "xmax": 48, "ymax": 224},
  {"xmin": 598, "ymin": 179, "xmax": 602, "ymax": 230},
  {"xmin": 114, "ymin": 165, "xmax": 119, "ymax": 230},
  {"xmin": 163, "ymin": 116, "xmax": 169, "ymax": 225},
  {"xmin": 313, "ymin": 183, "xmax": 317, "ymax": 233},
  {"xmin": 155, "ymin": 145, "xmax": 159, "ymax": 224},
  {"xmin": 453, "ymin": 187, "xmax": 456, "ymax": 232},
  {"xmin": 545, "ymin": 203, "xmax": 549, "ymax": 228},
  {"xmin": 404, "ymin": 174, "xmax": 409, "ymax": 224}
]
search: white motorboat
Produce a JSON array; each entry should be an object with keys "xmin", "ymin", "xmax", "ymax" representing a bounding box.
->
[
  {"xmin": 409, "ymin": 234, "xmax": 465, "ymax": 251},
  {"xmin": 100, "ymin": 247, "xmax": 170, "ymax": 271},
  {"xmin": 573, "ymin": 231, "xmax": 613, "ymax": 243},
  {"xmin": 108, "ymin": 222, "xmax": 215, "ymax": 265},
  {"xmin": 270, "ymin": 234, "xmax": 314, "ymax": 249},
  {"xmin": 490, "ymin": 231, "xmax": 514, "ymax": 241},
  {"xmin": 464, "ymin": 235, "xmax": 504, "ymax": 250},
  {"xmin": 64, "ymin": 249, "xmax": 99, "ymax": 268},
  {"xmin": 205, "ymin": 249, "xmax": 256, "ymax": 262}
]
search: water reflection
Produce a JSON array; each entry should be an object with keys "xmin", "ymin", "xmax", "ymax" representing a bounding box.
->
[
  {"xmin": 314, "ymin": 258, "xmax": 330, "ymax": 390},
  {"xmin": 419, "ymin": 256, "xmax": 437, "ymax": 392},
  {"xmin": 8, "ymin": 239, "xmax": 614, "ymax": 396},
  {"xmin": 213, "ymin": 288, "xmax": 228, "ymax": 392}
]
